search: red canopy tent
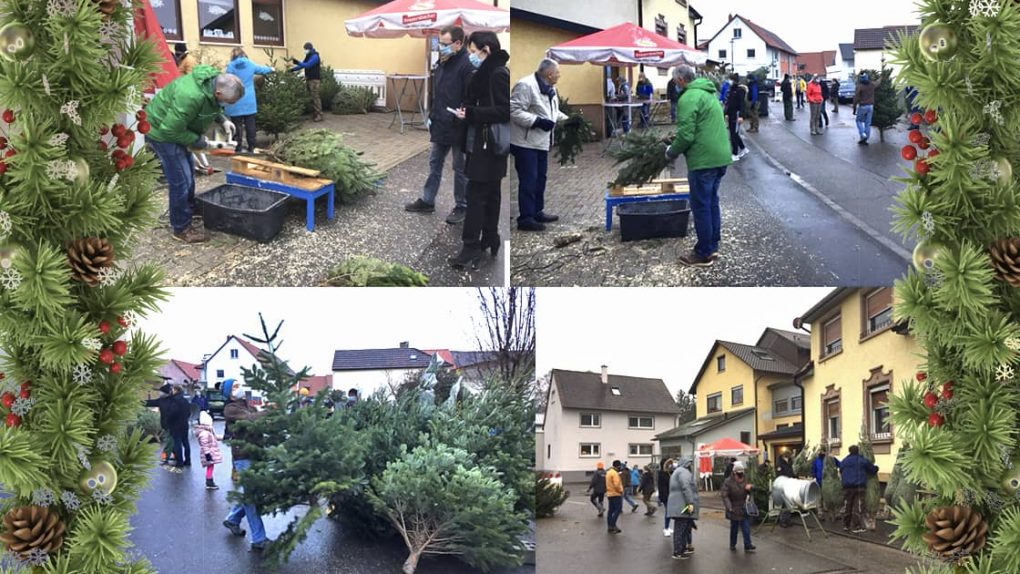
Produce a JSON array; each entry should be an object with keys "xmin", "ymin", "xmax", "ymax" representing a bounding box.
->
[
  {"xmin": 134, "ymin": 0, "xmax": 179, "ymax": 92},
  {"xmin": 546, "ymin": 22, "xmax": 706, "ymax": 68},
  {"xmin": 696, "ymin": 437, "xmax": 760, "ymax": 477}
]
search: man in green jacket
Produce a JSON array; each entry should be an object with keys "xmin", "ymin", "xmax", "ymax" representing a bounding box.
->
[
  {"xmin": 146, "ymin": 65, "xmax": 243, "ymax": 243},
  {"xmin": 665, "ymin": 65, "xmax": 732, "ymax": 267}
]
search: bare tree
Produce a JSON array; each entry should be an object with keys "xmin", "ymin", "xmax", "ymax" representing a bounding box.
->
[{"xmin": 475, "ymin": 288, "xmax": 537, "ymax": 396}]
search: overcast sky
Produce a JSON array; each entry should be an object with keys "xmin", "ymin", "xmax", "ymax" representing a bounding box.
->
[
  {"xmin": 138, "ymin": 288, "xmax": 490, "ymax": 376},
  {"xmin": 536, "ymin": 288, "xmax": 832, "ymax": 397},
  {"xmin": 695, "ymin": 0, "xmax": 922, "ymax": 53}
]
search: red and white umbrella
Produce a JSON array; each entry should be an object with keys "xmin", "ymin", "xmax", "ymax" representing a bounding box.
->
[
  {"xmin": 547, "ymin": 22, "xmax": 705, "ymax": 67},
  {"xmin": 344, "ymin": 0, "xmax": 509, "ymax": 38}
]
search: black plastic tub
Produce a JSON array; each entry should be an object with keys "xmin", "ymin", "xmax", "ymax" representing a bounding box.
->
[
  {"xmin": 196, "ymin": 184, "xmax": 290, "ymax": 243},
  {"xmin": 617, "ymin": 199, "xmax": 691, "ymax": 242}
]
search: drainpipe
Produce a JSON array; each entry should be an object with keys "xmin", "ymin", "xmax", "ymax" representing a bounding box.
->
[
  {"xmin": 792, "ymin": 362, "xmax": 812, "ymax": 455},
  {"xmin": 637, "ymin": 0, "xmax": 645, "ymax": 74},
  {"xmin": 753, "ymin": 373, "xmax": 763, "ymax": 455}
]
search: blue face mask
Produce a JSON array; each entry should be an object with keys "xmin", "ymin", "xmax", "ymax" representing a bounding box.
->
[
  {"xmin": 469, "ymin": 52, "xmax": 484, "ymax": 69},
  {"xmin": 439, "ymin": 44, "xmax": 453, "ymax": 58}
]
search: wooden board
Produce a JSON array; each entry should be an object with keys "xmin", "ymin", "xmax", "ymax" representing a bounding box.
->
[
  {"xmin": 230, "ymin": 156, "xmax": 321, "ymax": 177},
  {"xmin": 229, "ymin": 156, "xmax": 332, "ymax": 191},
  {"xmin": 609, "ymin": 180, "xmax": 690, "ymax": 197}
]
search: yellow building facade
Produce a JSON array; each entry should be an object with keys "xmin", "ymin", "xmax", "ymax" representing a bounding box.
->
[{"xmin": 798, "ymin": 287, "xmax": 925, "ymax": 481}]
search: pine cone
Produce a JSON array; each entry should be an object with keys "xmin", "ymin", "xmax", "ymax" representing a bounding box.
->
[
  {"xmin": 922, "ymin": 505, "xmax": 988, "ymax": 560},
  {"xmin": 990, "ymin": 238, "xmax": 1020, "ymax": 286},
  {"xmin": 91, "ymin": 0, "xmax": 118, "ymax": 15},
  {"xmin": 0, "ymin": 505, "xmax": 65, "ymax": 556},
  {"xmin": 67, "ymin": 237, "xmax": 114, "ymax": 286}
]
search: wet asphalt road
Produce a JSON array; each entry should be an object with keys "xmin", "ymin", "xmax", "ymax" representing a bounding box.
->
[
  {"xmin": 129, "ymin": 422, "xmax": 533, "ymax": 574},
  {"xmin": 538, "ymin": 488, "xmax": 920, "ymax": 574}
]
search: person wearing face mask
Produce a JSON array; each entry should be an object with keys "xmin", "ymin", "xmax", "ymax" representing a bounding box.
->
[
  {"xmin": 290, "ymin": 42, "xmax": 323, "ymax": 122},
  {"xmin": 405, "ymin": 26, "xmax": 474, "ymax": 225},
  {"xmin": 510, "ymin": 58, "xmax": 569, "ymax": 232},
  {"xmin": 145, "ymin": 66, "xmax": 243, "ymax": 243},
  {"xmin": 721, "ymin": 461, "xmax": 756, "ymax": 552},
  {"xmin": 448, "ymin": 31, "xmax": 510, "ymax": 270}
]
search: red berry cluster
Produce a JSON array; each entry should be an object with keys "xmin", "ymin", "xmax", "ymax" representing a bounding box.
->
[
  {"xmin": 99, "ymin": 109, "xmax": 149, "ymax": 172},
  {"xmin": 919, "ymin": 373, "xmax": 953, "ymax": 427},
  {"xmin": 902, "ymin": 110, "xmax": 939, "ymax": 177},
  {"xmin": 0, "ymin": 110, "xmax": 15, "ymax": 176},
  {"xmin": 1, "ymin": 377, "xmax": 30, "ymax": 428},
  {"xmin": 97, "ymin": 317, "xmax": 131, "ymax": 375}
]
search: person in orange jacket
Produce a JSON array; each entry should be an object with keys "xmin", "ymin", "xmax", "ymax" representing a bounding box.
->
[
  {"xmin": 807, "ymin": 76, "xmax": 825, "ymax": 136},
  {"xmin": 605, "ymin": 460, "xmax": 625, "ymax": 534}
]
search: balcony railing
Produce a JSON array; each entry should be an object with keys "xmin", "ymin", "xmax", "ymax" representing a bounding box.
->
[{"xmin": 871, "ymin": 432, "xmax": 892, "ymax": 442}]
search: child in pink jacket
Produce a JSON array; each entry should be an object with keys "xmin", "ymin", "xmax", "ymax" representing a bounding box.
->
[{"xmin": 194, "ymin": 411, "xmax": 223, "ymax": 490}]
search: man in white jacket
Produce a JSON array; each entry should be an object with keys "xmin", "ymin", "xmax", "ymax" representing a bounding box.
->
[{"xmin": 510, "ymin": 59, "xmax": 569, "ymax": 232}]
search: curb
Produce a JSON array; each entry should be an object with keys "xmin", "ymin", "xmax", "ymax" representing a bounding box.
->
[{"xmin": 743, "ymin": 135, "xmax": 912, "ymax": 264}]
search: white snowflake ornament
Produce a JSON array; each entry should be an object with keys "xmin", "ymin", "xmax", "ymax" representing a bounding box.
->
[
  {"xmin": 97, "ymin": 265, "xmax": 123, "ymax": 286},
  {"xmin": 74, "ymin": 443, "xmax": 91, "ymax": 469},
  {"xmin": 996, "ymin": 363, "xmax": 1015, "ymax": 382},
  {"xmin": 23, "ymin": 548, "xmax": 49, "ymax": 566},
  {"xmin": 96, "ymin": 434, "xmax": 116, "ymax": 453},
  {"xmin": 923, "ymin": 268, "xmax": 945, "ymax": 289},
  {"xmin": 973, "ymin": 133, "xmax": 992, "ymax": 147},
  {"xmin": 60, "ymin": 490, "xmax": 80, "ymax": 511},
  {"xmin": 1007, "ymin": 336, "xmax": 1020, "ymax": 352},
  {"xmin": 0, "ymin": 210, "xmax": 11, "ymax": 239},
  {"xmin": 984, "ymin": 100, "xmax": 1005, "ymax": 126},
  {"xmin": 48, "ymin": 133, "xmax": 69, "ymax": 148},
  {"xmin": 921, "ymin": 211, "xmax": 935, "ymax": 235},
  {"xmin": 0, "ymin": 267, "xmax": 22, "ymax": 291},
  {"xmin": 91, "ymin": 490, "xmax": 113, "ymax": 505},
  {"xmin": 42, "ymin": 75, "xmax": 50, "ymax": 96},
  {"xmin": 82, "ymin": 337, "xmax": 101, "ymax": 351},
  {"xmin": 120, "ymin": 310, "xmax": 138, "ymax": 328},
  {"xmin": 107, "ymin": 173, "xmax": 120, "ymax": 193},
  {"xmin": 72, "ymin": 364, "xmax": 93, "ymax": 386},
  {"xmin": 99, "ymin": 21, "xmax": 120, "ymax": 44},
  {"xmin": 46, "ymin": 0, "xmax": 75, "ymax": 17},
  {"xmin": 970, "ymin": 0, "xmax": 1001, "ymax": 18},
  {"xmin": 11, "ymin": 397, "xmax": 33, "ymax": 416},
  {"xmin": 60, "ymin": 100, "xmax": 81, "ymax": 126},
  {"xmin": 31, "ymin": 488, "xmax": 56, "ymax": 507}
]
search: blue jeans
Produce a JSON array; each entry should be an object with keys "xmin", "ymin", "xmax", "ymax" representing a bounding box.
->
[
  {"xmin": 606, "ymin": 496, "xmax": 623, "ymax": 530},
  {"xmin": 421, "ymin": 142, "xmax": 467, "ymax": 209},
  {"xmin": 688, "ymin": 167, "xmax": 727, "ymax": 258},
  {"xmin": 640, "ymin": 103, "xmax": 650, "ymax": 128},
  {"xmin": 669, "ymin": 100, "xmax": 678, "ymax": 123},
  {"xmin": 730, "ymin": 517, "xmax": 752, "ymax": 549},
  {"xmin": 171, "ymin": 429, "xmax": 190, "ymax": 466},
  {"xmin": 511, "ymin": 145, "xmax": 548, "ymax": 224},
  {"xmin": 147, "ymin": 138, "xmax": 196, "ymax": 234},
  {"xmin": 661, "ymin": 500, "xmax": 671, "ymax": 529},
  {"xmin": 622, "ymin": 486, "xmax": 637, "ymax": 508},
  {"xmin": 856, "ymin": 104, "xmax": 874, "ymax": 141},
  {"xmin": 224, "ymin": 459, "xmax": 267, "ymax": 544}
]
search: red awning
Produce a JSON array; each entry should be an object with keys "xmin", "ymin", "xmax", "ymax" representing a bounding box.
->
[
  {"xmin": 345, "ymin": 0, "xmax": 509, "ymax": 39},
  {"xmin": 134, "ymin": 0, "xmax": 179, "ymax": 91},
  {"xmin": 696, "ymin": 437, "xmax": 761, "ymax": 457},
  {"xmin": 547, "ymin": 22, "xmax": 706, "ymax": 67}
]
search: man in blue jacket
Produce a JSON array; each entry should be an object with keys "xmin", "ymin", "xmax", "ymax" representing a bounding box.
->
[
  {"xmin": 746, "ymin": 75, "xmax": 760, "ymax": 133},
  {"xmin": 840, "ymin": 445, "xmax": 878, "ymax": 533},
  {"xmin": 813, "ymin": 449, "xmax": 840, "ymax": 485},
  {"xmin": 290, "ymin": 42, "xmax": 323, "ymax": 122}
]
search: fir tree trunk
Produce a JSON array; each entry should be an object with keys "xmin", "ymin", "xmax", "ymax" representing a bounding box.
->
[{"xmin": 402, "ymin": 550, "xmax": 421, "ymax": 574}]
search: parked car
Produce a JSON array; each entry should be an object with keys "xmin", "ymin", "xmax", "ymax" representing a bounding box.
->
[
  {"xmin": 539, "ymin": 472, "xmax": 563, "ymax": 487},
  {"xmin": 838, "ymin": 80, "xmax": 856, "ymax": 104},
  {"xmin": 206, "ymin": 390, "xmax": 226, "ymax": 419}
]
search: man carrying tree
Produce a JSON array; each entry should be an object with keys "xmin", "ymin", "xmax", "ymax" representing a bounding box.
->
[
  {"xmin": 220, "ymin": 379, "xmax": 271, "ymax": 551},
  {"xmin": 404, "ymin": 26, "xmax": 474, "ymax": 224},
  {"xmin": 852, "ymin": 72, "xmax": 880, "ymax": 145},
  {"xmin": 665, "ymin": 65, "xmax": 732, "ymax": 268},
  {"xmin": 839, "ymin": 444, "xmax": 878, "ymax": 534},
  {"xmin": 290, "ymin": 42, "xmax": 324, "ymax": 122},
  {"xmin": 146, "ymin": 66, "xmax": 243, "ymax": 243}
]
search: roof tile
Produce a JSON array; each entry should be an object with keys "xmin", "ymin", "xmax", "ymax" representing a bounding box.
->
[{"xmin": 552, "ymin": 369, "xmax": 680, "ymax": 414}]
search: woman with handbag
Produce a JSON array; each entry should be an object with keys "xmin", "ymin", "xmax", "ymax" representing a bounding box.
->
[
  {"xmin": 721, "ymin": 461, "xmax": 756, "ymax": 552},
  {"xmin": 449, "ymin": 31, "xmax": 511, "ymax": 269}
]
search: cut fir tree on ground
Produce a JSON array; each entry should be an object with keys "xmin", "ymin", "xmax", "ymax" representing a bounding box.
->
[
  {"xmin": 888, "ymin": 0, "xmax": 1020, "ymax": 573},
  {"xmin": 0, "ymin": 0, "xmax": 169, "ymax": 571}
]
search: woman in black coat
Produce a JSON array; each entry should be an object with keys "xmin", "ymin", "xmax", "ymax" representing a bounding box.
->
[
  {"xmin": 449, "ymin": 31, "xmax": 511, "ymax": 269},
  {"xmin": 658, "ymin": 459, "xmax": 674, "ymax": 534}
]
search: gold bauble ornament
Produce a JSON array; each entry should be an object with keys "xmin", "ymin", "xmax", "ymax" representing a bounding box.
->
[
  {"xmin": 994, "ymin": 157, "xmax": 1013, "ymax": 187},
  {"xmin": 912, "ymin": 240, "xmax": 944, "ymax": 271},
  {"xmin": 1003, "ymin": 465, "xmax": 1020, "ymax": 495},
  {"xmin": 79, "ymin": 459, "xmax": 118, "ymax": 495},
  {"xmin": 0, "ymin": 242, "xmax": 21, "ymax": 270},
  {"xmin": 0, "ymin": 23, "xmax": 35, "ymax": 62},
  {"xmin": 73, "ymin": 158, "xmax": 90, "ymax": 188},
  {"xmin": 919, "ymin": 23, "xmax": 959, "ymax": 62}
]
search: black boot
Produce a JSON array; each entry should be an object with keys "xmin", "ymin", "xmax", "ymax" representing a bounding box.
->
[
  {"xmin": 206, "ymin": 478, "xmax": 219, "ymax": 490},
  {"xmin": 482, "ymin": 233, "xmax": 501, "ymax": 256},
  {"xmin": 448, "ymin": 243, "xmax": 482, "ymax": 270}
]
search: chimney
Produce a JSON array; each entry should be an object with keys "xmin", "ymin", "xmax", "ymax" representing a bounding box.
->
[
  {"xmin": 399, "ymin": 341, "xmax": 409, "ymax": 348},
  {"xmin": 601, "ymin": 365, "xmax": 608, "ymax": 384}
]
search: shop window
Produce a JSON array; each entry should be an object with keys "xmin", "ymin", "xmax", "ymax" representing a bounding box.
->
[
  {"xmin": 252, "ymin": 0, "xmax": 284, "ymax": 46},
  {"xmin": 152, "ymin": 0, "xmax": 183, "ymax": 41},
  {"xmin": 199, "ymin": 0, "xmax": 240, "ymax": 43}
]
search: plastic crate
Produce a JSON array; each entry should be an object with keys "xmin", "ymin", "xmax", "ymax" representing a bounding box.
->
[
  {"xmin": 196, "ymin": 184, "xmax": 290, "ymax": 243},
  {"xmin": 616, "ymin": 199, "xmax": 690, "ymax": 242}
]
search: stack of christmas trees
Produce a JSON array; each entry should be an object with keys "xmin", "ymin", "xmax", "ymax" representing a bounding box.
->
[
  {"xmin": 0, "ymin": 0, "xmax": 168, "ymax": 571},
  {"xmin": 889, "ymin": 0, "xmax": 1020, "ymax": 571}
]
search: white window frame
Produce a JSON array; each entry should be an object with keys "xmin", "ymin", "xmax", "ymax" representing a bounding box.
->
[
  {"xmin": 579, "ymin": 443, "xmax": 601, "ymax": 458},
  {"xmin": 865, "ymin": 288, "xmax": 894, "ymax": 335},
  {"xmin": 230, "ymin": 349, "xmax": 239, "ymax": 359},
  {"xmin": 823, "ymin": 315, "xmax": 843, "ymax": 356},
  {"xmin": 216, "ymin": 369, "xmax": 225, "ymax": 378},
  {"xmin": 790, "ymin": 395, "xmax": 803, "ymax": 412},
  {"xmin": 610, "ymin": 387, "xmax": 622, "ymax": 396},
  {"xmin": 628, "ymin": 415, "xmax": 654, "ymax": 429},
  {"xmin": 733, "ymin": 28, "xmax": 742, "ymax": 39},
  {"xmin": 629, "ymin": 443, "xmax": 654, "ymax": 457},
  {"xmin": 718, "ymin": 49, "xmax": 727, "ymax": 59},
  {"xmin": 717, "ymin": 355, "xmax": 726, "ymax": 372},
  {"xmin": 870, "ymin": 384, "xmax": 891, "ymax": 437},
  {"xmin": 826, "ymin": 399, "xmax": 841, "ymax": 444},
  {"xmin": 774, "ymin": 398, "xmax": 789, "ymax": 414},
  {"xmin": 580, "ymin": 412, "xmax": 601, "ymax": 428}
]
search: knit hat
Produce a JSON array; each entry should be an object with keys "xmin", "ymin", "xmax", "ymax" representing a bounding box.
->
[
  {"xmin": 596, "ymin": 462, "xmax": 604, "ymax": 470},
  {"xmin": 733, "ymin": 461, "xmax": 746, "ymax": 472},
  {"xmin": 199, "ymin": 411, "xmax": 213, "ymax": 426},
  {"xmin": 303, "ymin": 42, "xmax": 313, "ymax": 51},
  {"xmin": 221, "ymin": 378, "xmax": 236, "ymax": 399},
  {"xmin": 159, "ymin": 383, "xmax": 172, "ymax": 394}
]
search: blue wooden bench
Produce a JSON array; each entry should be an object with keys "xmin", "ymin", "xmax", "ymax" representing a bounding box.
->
[
  {"xmin": 227, "ymin": 157, "xmax": 335, "ymax": 232},
  {"xmin": 605, "ymin": 179, "xmax": 690, "ymax": 231}
]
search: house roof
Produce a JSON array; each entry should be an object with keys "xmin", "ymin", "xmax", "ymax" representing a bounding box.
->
[
  {"xmin": 796, "ymin": 50, "xmax": 837, "ymax": 76},
  {"xmin": 853, "ymin": 26, "xmax": 919, "ymax": 51},
  {"xmin": 703, "ymin": 14, "xmax": 797, "ymax": 56},
  {"xmin": 758, "ymin": 424, "xmax": 804, "ymax": 441},
  {"xmin": 719, "ymin": 341, "xmax": 801, "ymax": 375},
  {"xmin": 450, "ymin": 350, "xmax": 507, "ymax": 369},
  {"xmin": 171, "ymin": 359, "xmax": 201, "ymax": 381},
  {"xmin": 423, "ymin": 349, "xmax": 455, "ymax": 365},
  {"xmin": 551, "ymin": 369, "xmax": 680, "ymax": 414},
  {"xmin": 654, "ymin": 407, "xmax": 756, "ymax": 440},
  {"xmin": 332, "ymin": 347, "xmax": 433, "ymax": 371},
  {"xmin": 799, "ymin": 288, "xmax": 853, "ymax": 323},
  {"xmin": 294, "ymin": 374, "xmax": 332, "ymax": 396},
  {"xmin": 839, "ymin": 42, "xmax": 855, "ymax": 61},
  {"xmin": 205, "ymin": 335, "xmax": 297, "ymax": 377},
  {"xmin": 761, "ymin": 328, "xmax": 810, "ymax": 349}
]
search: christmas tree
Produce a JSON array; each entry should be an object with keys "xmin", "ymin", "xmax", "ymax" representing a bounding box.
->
[
  {"xmin": 861, "ymin": 67, "xmax": 903, "ymax": 142},
  {"xmin": 0, "ymin": 0, "xmax": 168, "ymax": 570},
  {"xmin": 889, "ymin": 0, "xmax": 1020, "ymax": 571}
]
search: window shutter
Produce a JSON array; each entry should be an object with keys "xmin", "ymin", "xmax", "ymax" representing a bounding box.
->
[
  {"xmin": 824, "ymin": 316, "xmax": 842, "ymax": 346},
  {"xmin": 867, "ymin": 288, "xmax": 892, "ymax": 318}
]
